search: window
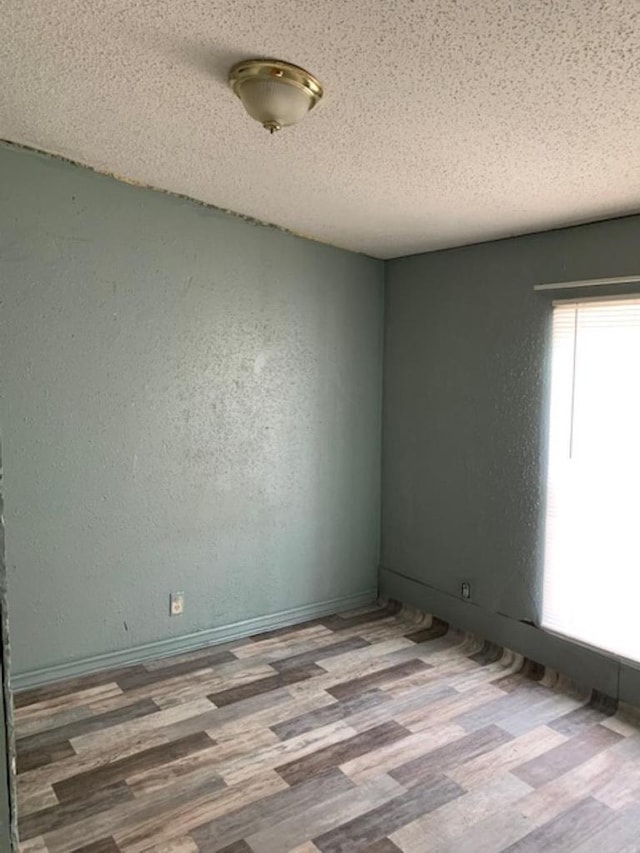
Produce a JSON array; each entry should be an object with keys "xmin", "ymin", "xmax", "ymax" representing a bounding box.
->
[{"xmin": 542, "ymin": 297, "xmax": 640, "ymax": 661}]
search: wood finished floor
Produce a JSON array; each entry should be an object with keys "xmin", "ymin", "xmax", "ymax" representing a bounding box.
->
[{"xmin": 14, "ymin": 604, "xmax": 640, "ymax": 852}]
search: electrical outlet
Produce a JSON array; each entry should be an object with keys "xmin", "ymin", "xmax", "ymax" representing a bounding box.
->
[
  {"xmin": 461, "ymin": 582, "xmax": 471, "ymax": 601},
  {"xmin": 170, "ymin": 591, "xmax": 184, "ymax": 616}
]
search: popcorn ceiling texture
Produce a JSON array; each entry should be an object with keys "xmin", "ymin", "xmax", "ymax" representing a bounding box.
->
[{"xmin": 2, "ymin": 0, "xmax": 640, "ymax": 258}]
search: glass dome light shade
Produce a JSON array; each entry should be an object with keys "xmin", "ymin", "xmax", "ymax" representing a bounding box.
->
[{"xmin": 229, "ymin": 60, "xmax": 323, "ymax": 132}]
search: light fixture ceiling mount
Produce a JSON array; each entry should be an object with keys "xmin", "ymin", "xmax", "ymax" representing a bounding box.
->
[{"xmin": 229, "ymin": 59, "xmax": 323, "ymax": 133}]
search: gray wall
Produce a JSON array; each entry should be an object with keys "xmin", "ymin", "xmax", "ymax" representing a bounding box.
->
[
  {"xmin": 0, "ymin": 655, "xmax": 11, "ymax": 850},
  {"xmin": 382, "ymin": 215, "xmax": 640, "ymax": 702},
  {"xmin": 0, "ymin": 143, "xmax": 383, "ymax": 677},
  {"xmin": 0, "ymin": 444, "xmax": 15, "ymax": 850}
]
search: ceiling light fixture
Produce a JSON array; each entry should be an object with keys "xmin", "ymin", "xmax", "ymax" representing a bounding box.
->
[{"xmin": 229, "ymin": 59, "xmax": 323, "ymax": 133}]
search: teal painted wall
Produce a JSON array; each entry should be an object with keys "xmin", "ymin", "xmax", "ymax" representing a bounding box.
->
[
  {"xmin": 0, "ymin": 143, "xmax": 383, "ymax": 677},
  {"xmin": 5, "ymin": 134, "xmax": 640, "ymax": 715},
  {"xmin": 382, "ymin": 216, "xmax": 640, "ymax": 702},
  {"xmin": 0, "ymin": 655, "xmax": 11, "ymax": 850},
  {"xmin": 0, "ymin": 442, "xmax": 15, "ymax": 849}
]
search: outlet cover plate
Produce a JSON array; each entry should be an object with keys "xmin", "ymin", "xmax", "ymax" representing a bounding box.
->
[{"xmin": 170, "ymin": 591, "xmax": 185, "ymax": 616}]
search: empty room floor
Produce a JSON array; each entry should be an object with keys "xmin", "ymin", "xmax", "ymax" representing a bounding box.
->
[{"xmin": 14, "ymin": 604, "xmax": 640, "ymax": 852}]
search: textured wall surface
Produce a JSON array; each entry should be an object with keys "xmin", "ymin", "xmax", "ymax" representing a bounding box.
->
[
  {"xmin": 0, "ymin": 444, "xmax": 14, "ymax": 848},
  {"xmin": 0, "ymin": 144, "xmax": 383, "ymax": 676},
  {"xmin": 383, "ymin": 214, "xmax": 640, "ymax": 628}
]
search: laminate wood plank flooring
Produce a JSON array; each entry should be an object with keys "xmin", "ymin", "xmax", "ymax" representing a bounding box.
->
[{"xmin": 15, "ymin": 603, "xmax": 640, "ymax": 852}]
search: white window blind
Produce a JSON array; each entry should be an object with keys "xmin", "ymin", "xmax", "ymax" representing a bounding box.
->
[{"xmin": 542, "ymin": 297, "xmax": 640, "ymax": 661}]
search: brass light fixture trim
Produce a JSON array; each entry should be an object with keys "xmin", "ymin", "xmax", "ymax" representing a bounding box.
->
[{"xmin": 229, "ymin": 59, "xmax": 323, "ymax": 133}]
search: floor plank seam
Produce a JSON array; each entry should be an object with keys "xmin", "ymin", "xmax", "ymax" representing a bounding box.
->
[{"xmin": 14, "ymin": 601, "xmax": 640, "ymax": 853}]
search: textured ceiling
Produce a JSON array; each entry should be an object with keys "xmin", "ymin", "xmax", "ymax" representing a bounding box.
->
[{"xmin": 2, "ymin": 1, "xmax": 640, "ymax": 259}]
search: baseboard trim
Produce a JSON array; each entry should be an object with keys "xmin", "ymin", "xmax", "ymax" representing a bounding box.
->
[
  {"xmin": 379, "ymin": 566, "xmax": 640, "ymax": 705},
  {"xmin": 12, "ymin": 588, "xmax": 378, "ymax": 691}
]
